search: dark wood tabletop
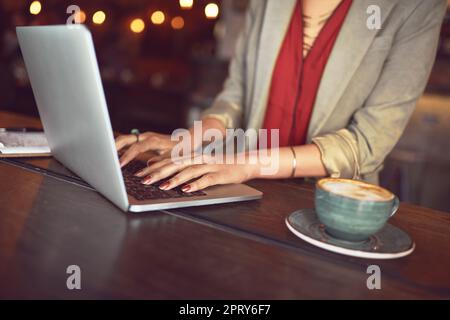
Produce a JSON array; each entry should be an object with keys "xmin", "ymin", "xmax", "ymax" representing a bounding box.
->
[{"xmin": 1, "ymin": 111, "xmax": 450, "ymax": 299}]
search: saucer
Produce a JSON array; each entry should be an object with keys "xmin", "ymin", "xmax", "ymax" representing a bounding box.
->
[{"xmin": 286, "ymin": 209, "xmax": 415, "ymax": 259}]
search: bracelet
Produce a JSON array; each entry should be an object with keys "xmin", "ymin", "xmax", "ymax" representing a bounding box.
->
[
  {"xmin": 131, "ymin": 129, "xmax": 140, "ymax": 143},
  {"xmin": 290, "ymin": 147, "xmax": 297, "ymax": 178}
]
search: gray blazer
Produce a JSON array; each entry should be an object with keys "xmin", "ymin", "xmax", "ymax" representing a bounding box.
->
[{"xmin": 203, "ymin": 0, "xmax": 447, "ymax": 184}]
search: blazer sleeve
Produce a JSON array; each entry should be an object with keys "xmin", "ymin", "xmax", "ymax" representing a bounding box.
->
[
  {"xmin": 312, "ymin": 0, "xmax": 447, "ymax": 180},
  {"xmin": 201, "ymin": 0, "xmax": 260, "ymax": 129}
]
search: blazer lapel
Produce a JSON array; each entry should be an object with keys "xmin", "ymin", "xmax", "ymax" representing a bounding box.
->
[
  {"xmin": 307, "ymin": 0, "xmax": 396, "ymax": 140},
  {"xmin": 246, "ymin": 0, "xmax": 297, "ymax": 130}
]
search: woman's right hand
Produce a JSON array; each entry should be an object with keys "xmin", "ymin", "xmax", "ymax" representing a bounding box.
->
[{"xmin": 115, "ymin": 132, "xmax": 176, "ymax": 168}]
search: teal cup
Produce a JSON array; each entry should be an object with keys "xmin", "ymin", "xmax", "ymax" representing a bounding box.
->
[{"xmin": 315, "ymin": 178, "xmax": 399, "ymax": 242}]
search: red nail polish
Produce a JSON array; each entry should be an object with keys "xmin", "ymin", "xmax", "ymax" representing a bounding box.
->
[
  {"xmin": 182, "ymin": 185, "xmax": 191, "ymax": 193},
  {"xmin": 160, "ymin": 182, "xmax": 170, "ymax": 190}
]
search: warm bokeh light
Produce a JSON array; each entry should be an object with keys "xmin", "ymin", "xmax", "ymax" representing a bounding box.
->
[
  {"xmin": 130, "ymin": 18, "xmax": 145, "ymax": 33},
  {"xmin": 74, "ymin": 10, "xmax": 86, "ymax": 24},
  {"xmin": 179, "ymin": 0, "xmax": 194, "ymax": 10},
  {"xmin": 171, "ymin": 16, "xmax": 185, "ymax": 30},
  {"xmin": 29, "ymin": 1, "xmax": 42, "ymax": 15},
  {"xmin": 151, "ymin": 11, "xmax": 165, "ymax": 25},
  {"xmin": 92, "ymin": 11, "xmax": 106, "ymax": 25},
  {"xmin": 205, "ymin": 3, "xmax": 219, "ymax": 19}
]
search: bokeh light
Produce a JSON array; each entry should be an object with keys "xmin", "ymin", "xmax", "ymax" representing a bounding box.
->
[
  {"xmin": 74, "ymin": 10, "xmax": 86, "ymax": 24},
  {"xmin": 130, "ymin": 18, "xmax": 145, "ymax": 33},
  {"xmin": 179, "ymin": 0, "xmax": 194, "ymax": 10},
  {"xmin": 92, "ymin": 11, "xmax": 106, "ymax": 25},
  {"xmin": 150, "ymin": 11, "xmax": 165, "ymax": 25},
  {"xmin": 205, "ymin": 3, "xmax": 219, "ymax": 19},
  {"xmin": 171, "ymin": 16, "xmax": 185, "ymax": 30},
  {"xmin": 29, "ymin": 1, "xmax": 42, "ymax": 15}
]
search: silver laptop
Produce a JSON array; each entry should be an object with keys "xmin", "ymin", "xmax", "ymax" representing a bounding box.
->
[{"xmin": 16, "ymin": 25, "xmax": 262, "ymax": 212}]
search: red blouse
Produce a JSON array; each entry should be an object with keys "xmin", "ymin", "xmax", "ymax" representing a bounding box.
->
[{"xmin": 262, "ymin": 0, "xmax": 353, "ymax": 147}]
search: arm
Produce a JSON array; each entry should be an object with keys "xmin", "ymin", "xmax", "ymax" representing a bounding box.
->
[
  {"xmin": 133, "ymin": 1, "xmax": 447, "ymax": 191},
  {"xmin": 134, "ymin": 145, "xmax": 327, "ymax": 193},
  {"xmin": 311, "ymin": 0, "xmax": 448, "ymax": 180},
  {"xmin": 251, "ymin": 145, "xmax": 328, "ymax": 180}
]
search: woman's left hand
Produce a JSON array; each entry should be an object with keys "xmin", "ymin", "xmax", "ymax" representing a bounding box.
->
[{"xmin": 133, "ymin": 154, "xmax": 261, "ymax": 193}]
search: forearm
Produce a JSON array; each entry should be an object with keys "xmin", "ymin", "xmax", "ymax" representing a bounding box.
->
[
  {"xmin": 189, "ymin": 119, "xmax": 328, "ymax": 180},
  {"xmin": 184, "ymin": 117, "xmax": 227, "ymax": 151},
  {"xmin": 252, "ymin": 144, "xmax": 328, "ymax": 180},
  {"xmin": 197, "ymin": 117, "xmax": 227, "ymax": 136}
]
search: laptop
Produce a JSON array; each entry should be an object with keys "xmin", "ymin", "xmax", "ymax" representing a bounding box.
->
[{"xmin": 16, "ymin": 25, "xmax": 262, "ymax": 212}]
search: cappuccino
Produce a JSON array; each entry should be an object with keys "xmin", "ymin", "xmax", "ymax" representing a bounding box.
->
[{"xmin": 318, "ymin": 179, "xmax": 394, "ymax": 202}]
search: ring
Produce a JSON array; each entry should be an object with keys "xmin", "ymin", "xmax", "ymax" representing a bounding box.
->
[{"xmin": 131, "ymin": 129, "xmax": 140, "ymax": 143}]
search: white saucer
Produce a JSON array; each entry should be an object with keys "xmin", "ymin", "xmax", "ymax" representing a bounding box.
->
[{"xmin": 286, "ymin": 209, "xmax": 415, "ymax": 260}]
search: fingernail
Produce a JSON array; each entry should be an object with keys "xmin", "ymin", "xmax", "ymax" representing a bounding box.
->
[
  {"xmin": 182, "ymin": 185, "xmax": 191, "ymax": 193},
  {"xmin": 159, "ymin": 181, "xmax": 170, "ymax": 190},
  {"xmin": 142, "ymin": 177, "xmax": 153, "ymax": 185},
  {"xmin": 135, "ymin": 171, "xmax": 146, "ymax": 177}
]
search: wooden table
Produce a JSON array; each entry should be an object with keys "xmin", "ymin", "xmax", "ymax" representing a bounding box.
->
[{"xmin": 1, "ymin": 111, "xmax": 450, "ymax": 299}]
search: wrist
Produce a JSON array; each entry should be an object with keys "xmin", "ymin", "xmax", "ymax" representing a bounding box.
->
[
  {"xmin": 245, "ymin": 151, "xmax": 263, "ymax": 180},
  {"xmin": 200, "ymin": 117, "xmax": 227, "ymax": 134},
  {"xmin": 186, "ymin": 117, "xmax": 227, "ymax": 152}
]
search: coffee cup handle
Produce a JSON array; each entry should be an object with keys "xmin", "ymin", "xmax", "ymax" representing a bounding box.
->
[{"xmin": 390, "ymin": 196, "xmax": 400, "ymax": 217}]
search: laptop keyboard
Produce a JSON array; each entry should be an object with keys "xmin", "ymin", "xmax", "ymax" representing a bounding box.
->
[{"xmin": 122, "ymin": 161, "xmax": 206, "ymax": 201}]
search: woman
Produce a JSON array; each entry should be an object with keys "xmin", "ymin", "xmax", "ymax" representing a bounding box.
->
[{"xmin": 116, "ymin": 0, "xmax": 447, "ymax": 193}]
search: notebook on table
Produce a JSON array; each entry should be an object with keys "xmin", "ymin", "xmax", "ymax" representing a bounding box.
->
[{"xmin": 0, "ymin": 131, "xmax": 51, "ymax": 158}]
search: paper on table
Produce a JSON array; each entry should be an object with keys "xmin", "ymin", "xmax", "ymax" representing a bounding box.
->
[
  {"xmin": 0, "ymin": 132, "xmax": 51, "ymax": 155},
  {"xmin": 0, "ymin": 146, "xmax": 51, "ymax": 154}
]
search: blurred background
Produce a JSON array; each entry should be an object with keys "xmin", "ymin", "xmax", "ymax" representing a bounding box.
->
[{"xmin": 0, "ymin": 0, "xmax": 449, "ymax": 212}]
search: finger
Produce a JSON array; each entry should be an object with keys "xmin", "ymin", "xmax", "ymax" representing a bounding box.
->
[
  {"xmin": 135, "ymin": 158, "xmax": 173, "ymax": 178},
  {"xmin": 139, "ymin": 151, "xmax": 209, "ymax": 178},
  {"xmin": 146, "ymin": 152, "xmax": 172, "ymax": 166},
  {"xmin": 147, "ymin": 151, "xmax": 201, "ymax": 168},
  {"xmin": 144, "ymin": 133, "xmax": 176, "ymax": 152},
  {"xmin": 164, "ymin": 165, "xmax": 214, "ymax": 190},
  {"xmin": 138, "ymin": 152, "xmax": 207, "ymax": 181},
  {"xmin": 142, "ymin": 161, "xmax": 193, "ymax": 187},
  {"xmin": 147, "ymin": 156, "xmax": 164, "ymax": 165},
  {"xmin": 119, "ymin": 143, "xmax": 146, "ymax": 167},
  {"xmin": 185, "ymin": 172, "xmax": 223, "ymax": 193},
  {"xmin": 115, "ymin": 135, "xmax": 137, "ymax": 152}
]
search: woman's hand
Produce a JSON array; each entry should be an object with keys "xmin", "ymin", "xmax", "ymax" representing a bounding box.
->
[
  {"xmin": 115, "ymin": 118, "xmax": 227, "ymax": 168},
  {"xmin": 134, "ymin": 154, "xmax": 261, "ymax": 193},
  {"xmin": 115, "ymin": 132, "xmax": 176, "ymax": 168}
]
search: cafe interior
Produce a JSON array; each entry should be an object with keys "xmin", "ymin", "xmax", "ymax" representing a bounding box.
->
[
  {"xmin": 0, "ymin": 0, "xmax": 450, "ymax": 301},
  {"xmin": 1, "ymin": 0, "xmax": 449, "ymax": 212}
]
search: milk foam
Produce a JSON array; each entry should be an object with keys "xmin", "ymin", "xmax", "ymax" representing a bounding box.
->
[{"xmin": 320, "ymin": 180, "xmax": 393, "ymax": 202}]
